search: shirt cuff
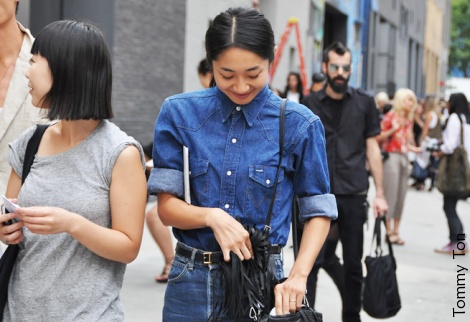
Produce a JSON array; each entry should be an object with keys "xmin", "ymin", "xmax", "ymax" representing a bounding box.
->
[
  {"xmin": 147, "ymin": 167, "xmax": 183, "ymax": 197},
  {"xmin": 298, "ymin": 193, "xmax": 338, "ymax": 223}
]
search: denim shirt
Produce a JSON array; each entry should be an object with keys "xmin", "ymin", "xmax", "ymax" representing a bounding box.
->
[{"xmin": 148, "ymin": 85, "xmax": 337, "ymax": 251}]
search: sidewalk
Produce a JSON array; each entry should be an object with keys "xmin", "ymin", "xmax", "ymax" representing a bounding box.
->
[{"xmin": 121, "ymin": 187, "xmax": 470, "ymax": 321}]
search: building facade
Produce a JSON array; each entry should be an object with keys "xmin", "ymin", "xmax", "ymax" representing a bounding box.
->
[{"xmin": 16, "ymin": 0, "xmax": 450, "ymax": 141}]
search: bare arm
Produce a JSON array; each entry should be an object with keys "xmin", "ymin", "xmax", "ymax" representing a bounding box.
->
[
  {"xmin": 157, "ymin": 192, "xmax": 252, "ymax": 262},
  {"xmin": 366, "ymin": 137, "xmax": 388, "ymax": 217},
  {"xmin": 16, "ymin": 146, "xmax": 147, "ymax": 263},
  {"xmin": 376, "ymin": 118, "xmax": 399, "ymax": 142},
  {"xmin": 274, "ymin": 216, "xmax": 330, "ymax": 315}
]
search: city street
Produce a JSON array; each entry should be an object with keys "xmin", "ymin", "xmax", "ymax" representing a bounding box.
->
[{"xmin": 121, "ymin": 185, "xmax": 470, "ymax": 321}]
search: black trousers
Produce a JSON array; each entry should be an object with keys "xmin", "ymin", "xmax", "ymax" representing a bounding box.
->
[
  {"xmin": 297, "ymin": 195, "xmax": 368, "ymax": 322},
  {"xmin": 443, "ymin": 195, "xmax": 464, "ymax": 243}
]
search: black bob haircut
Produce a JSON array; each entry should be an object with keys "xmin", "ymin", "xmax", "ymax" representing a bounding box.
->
[
  {"xmin": 205, "ymin": 7, "xmax": 275, "ymax": 67},
  {"xmin": 31, "ymin": 20, "xmax": 113, "ymax": 120},
  {"xmin": 322, "ymin": 41, "xmax": 351, "ymax": 64}
]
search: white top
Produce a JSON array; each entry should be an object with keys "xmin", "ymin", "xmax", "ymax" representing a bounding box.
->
[
  {"xmin": 440, "ymin": 113, "xmax": 470, "ymax": 163},
  {"xmin": 428, "ymin": 111, "xmax": 438, "ymax": 129},
  {"xmin": 286, "ymin": 91, "xmax": 300, "ymax": 103}
]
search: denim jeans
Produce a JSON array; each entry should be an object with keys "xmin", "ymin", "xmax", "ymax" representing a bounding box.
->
[
  {"xmin": 163, "ymin": 243, "xmax": 284, "ymax": 322},
  {"xmin": 443, "ymin": 195, "xmax": 464, "ymax": 243}
]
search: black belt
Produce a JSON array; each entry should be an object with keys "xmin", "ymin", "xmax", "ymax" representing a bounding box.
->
[{"xmin": 175, "ymin": 243, "xmax": 282, "ymax": 265}]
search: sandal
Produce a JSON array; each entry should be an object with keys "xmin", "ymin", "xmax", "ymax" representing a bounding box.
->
[
  {"xmin": 155, "ymin": 263, "xmax": 171, "ymax": 283},
  {"xmin": 388, "ymin": 234, "xmax": 405, "ymax": 245}
]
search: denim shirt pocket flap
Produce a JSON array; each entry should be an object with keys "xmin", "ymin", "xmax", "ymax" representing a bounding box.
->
[
  {"xmin": 189, "ymin": 158, "xmax": 209, "ymax": 178},
  {"xmin": 248, "ymin": 165, "xmax": 284, "ymax": 188}
]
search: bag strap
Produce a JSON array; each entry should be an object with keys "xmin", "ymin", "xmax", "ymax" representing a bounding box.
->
[
  {"xmin": 457, "ymin": 114, "xmax": 465, "ymax": 148},
  {"xmin": 370, "ymin": 217, "xmax": 397, "ymax": 268},
  {"xmin": 264, "ymin": 99, "xmax": 286, "ymax": 233},
  {"xmin": 22, "ymin": 124, "xmax": 49, "ymax": 184}
]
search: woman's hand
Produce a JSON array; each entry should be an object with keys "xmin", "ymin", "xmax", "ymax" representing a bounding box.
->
[
  {"xmin": 0, "ymin": 213, "xmax": 24, "ymax": 245},
  {"xmin": 15, "ymin": 206, "xmax": 76, "ymax": 235},
  {"xmin": 273, "ymin": 275, "xmax": 307, "ymax": 315},
  {"xmin": 206, "ymin": 208, "xmax": 253, "ymax": 262}
]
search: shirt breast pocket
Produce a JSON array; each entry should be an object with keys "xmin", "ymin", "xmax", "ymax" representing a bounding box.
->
[
  {"xmin": 189, "ymin": 157, "xmax": 210, "ymax": 205},
  {"xmin": 245, "ymin": 165, "xmax": 284, "ymax": 224}
]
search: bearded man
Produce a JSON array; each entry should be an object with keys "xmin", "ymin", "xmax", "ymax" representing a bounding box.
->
[{"xmin": 301, "ymin": 41, "xmax": 388, "ymax": 322}]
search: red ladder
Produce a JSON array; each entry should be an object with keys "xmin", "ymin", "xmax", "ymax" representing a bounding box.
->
[{"xmin": 269, "ymin": 17, "xmax": 309, "ymax": 96}]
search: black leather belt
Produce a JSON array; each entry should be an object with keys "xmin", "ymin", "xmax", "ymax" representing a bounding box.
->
[{"xmin": 175, "ymin": 243, "xmax": 282, "ymax": 265}]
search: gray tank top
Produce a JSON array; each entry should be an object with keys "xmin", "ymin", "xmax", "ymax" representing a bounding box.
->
[{"xmin": 5, "ymin": 120, "xmax": 144, "ymax": 321}]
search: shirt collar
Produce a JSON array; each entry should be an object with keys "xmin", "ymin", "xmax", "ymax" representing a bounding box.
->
[
  {"xmin": 217, "ymin": 85, "xmax": 270, "ymax": 127},
  {"xmin": 317, "ymin": 86, "xmax": 353, "ymax": 101}
]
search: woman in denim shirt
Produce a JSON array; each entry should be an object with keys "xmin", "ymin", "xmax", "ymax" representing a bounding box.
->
[{"xmin": 148, "ymin": 7, "xmax": 337, "ymax": 321}]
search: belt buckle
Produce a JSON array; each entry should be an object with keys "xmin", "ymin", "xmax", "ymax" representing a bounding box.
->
[{"xmin": 203, "ymin": 252, "xmax": 212, "ymax": 264}]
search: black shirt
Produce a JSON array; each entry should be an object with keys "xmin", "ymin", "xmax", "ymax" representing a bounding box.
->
[{"xmin": 302, "ymin": 87, "xmax": 381, "ymax": 195}]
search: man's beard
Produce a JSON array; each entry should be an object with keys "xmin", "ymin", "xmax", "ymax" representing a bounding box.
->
[{"xmin": 327, "ymin": 74, "xmax": 349, "ymax": 94}]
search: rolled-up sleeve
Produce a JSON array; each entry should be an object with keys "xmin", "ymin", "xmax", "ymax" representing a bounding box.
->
[
  {"xmin": 292, "ymin": 117, "xmax": 338, "ymax": 222},
  {"xmin": 147, "ymin": 99, "xmax": 184, "ymax": 197},
  {"xmin": 299, "ymin": 194, "xmax": 337, "ymax": 222}
]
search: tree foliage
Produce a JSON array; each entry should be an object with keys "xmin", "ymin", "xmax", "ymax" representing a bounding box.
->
[{"xmin": 449, "ymin": 0, "xmax": 470, "ymax": 77}]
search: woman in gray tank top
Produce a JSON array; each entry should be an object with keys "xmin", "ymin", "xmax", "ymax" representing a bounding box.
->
[{"xmin": 1, "ymin": 20, "xmax": 147, "ymax": 321}]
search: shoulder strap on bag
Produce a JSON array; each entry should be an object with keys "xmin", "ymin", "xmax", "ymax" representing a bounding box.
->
[
  {"xmin": 457, "ymin": 114, "xmax": 465, "ymax": 148},
  {"xmin": 265, "ymin": 99, "xmax": 286, "ymax": 233},
  {"xmin": 22, "ymin": 124, "xmax": 49, "ymax": 184}
]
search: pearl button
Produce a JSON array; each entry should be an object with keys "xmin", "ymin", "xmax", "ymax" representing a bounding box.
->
[
  {"xmin": 236, "ymin": 106, "xmax": 241, "ymax": 111},
  {"xmin": 227, "ymin": 171, "xmax": 232, "ymax": 176},
  {"xmin": 232, "ymin": 138, "xmax": 237, "ymax": 143},
  {"xmin": 224, "ymin": 204, "xmax": 230, "ymax": 209},
  {"xmin": 266, "ymin": 179, "xmax": 271, "ymax": 185}
]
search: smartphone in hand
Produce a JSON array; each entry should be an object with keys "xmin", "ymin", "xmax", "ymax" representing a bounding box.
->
[
  {"xmin": 2, "ymin": 195, "xmax": 20, "ymax": 213},
  {"xmin": 2, "ymin": 195, "xmax": 20, "ymax": 225}
]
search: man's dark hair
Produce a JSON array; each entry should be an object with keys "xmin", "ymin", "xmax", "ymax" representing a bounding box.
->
[
  {"xmin": 31, "ymin": 20, "xmax": 113, "ymax": 120},
  {"xmin": 16, "ymin": 2, "xmax": 19, "ymax": 14},
  {"xmin": 205, "ymin": 7, "xmax": 275, "ymax": 67},
  {"xmin": 197, "ymin": 59, "xmax": 211, "ymax": 75},
  {"xmin": 311, "ymin": 72, "xmax": 326, "ymax": 83},
  {"xmin": 322, "ymin": 41, "xmax": 351, "ymax": 63}
]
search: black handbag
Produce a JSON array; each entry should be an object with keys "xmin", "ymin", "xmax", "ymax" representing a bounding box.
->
[
  {"xmin": 437, "ymin": 114, "xmax": 470, "ymax": 198},
  {"xmin": 363, "ymin": 217, "xmax": 401, "ymax": 319},
  {"xmin": 221, "ymin": 100, "xmax": 321, "ymax": 322},
  {"xmin": 0, "ymin": 124, "xmax": 49, "ymax": 319},
  {"xmin": 260, "ymin": 305, "xmax": 322, "ymax": 322}
]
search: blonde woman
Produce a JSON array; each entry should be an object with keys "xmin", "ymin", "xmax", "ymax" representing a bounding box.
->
[{"xmin": 377, "ymin": 88, "xmax": 422, "ymax": 244}]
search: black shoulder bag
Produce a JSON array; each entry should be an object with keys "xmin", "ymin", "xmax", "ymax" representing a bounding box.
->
[
  {"xmin": 0, "ymin": 124, "xmax": 49, "ymax": 319},
  {"xmin": 221, "ymin": 100, "xmax": 322, "ymax": 322},
  {"xmin": 363, "ymin": 216, "xmax": 401, "ymax": 318}
]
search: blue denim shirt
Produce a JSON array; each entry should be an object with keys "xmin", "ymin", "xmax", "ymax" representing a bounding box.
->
[{"xmin": 148, "ymin": 85, "xmax": 337, "ymax": 251}]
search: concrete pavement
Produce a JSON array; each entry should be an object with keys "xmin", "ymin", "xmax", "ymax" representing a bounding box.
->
[{"xmin": 121, "ymin": 187, "xmax": 470, "ymax": 321}]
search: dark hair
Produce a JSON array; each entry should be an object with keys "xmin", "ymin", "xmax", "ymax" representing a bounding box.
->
[
  {"xmin": 31, "ymin": 20, "xmax": 113, "ymax": 120},
  {"xmin": 283, "ymin": 72, "xmax": 303, "ymax": 102},
  {"xmin": 323, "ymin": 41, "xmax": 351, "ymax": 64},
  {"xmin": 311, "ymin": 72, "xmax": 326, "ymax": 83},
  {"xmin": 205, "ymin": 7, "xmax": 275, "ymax": 68},
  {"xmin": 197, "ymin": 58, "xmax": 211, "ymax": 75},
  {"xmin": 447, "ymin": 93, "xmax": 470, "ymax": 125},
  {"xmin": 16, "ymin": 2, "xmax": 19, "ymax": 14}
]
